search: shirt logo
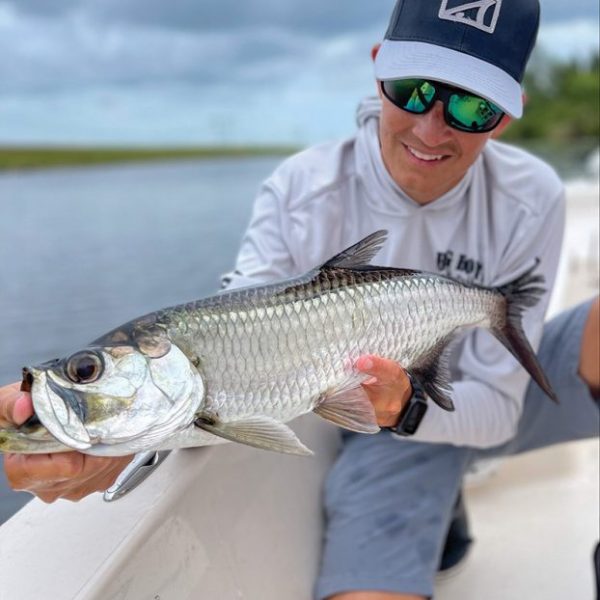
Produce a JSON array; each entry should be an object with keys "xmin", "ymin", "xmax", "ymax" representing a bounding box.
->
[
  {"xmin": 437, "ymin": 250, "xmax": 484, "ymax": 283},
  {"xmin": 438, "ymin": 0, "xmax": 502, "ymax": 34}
]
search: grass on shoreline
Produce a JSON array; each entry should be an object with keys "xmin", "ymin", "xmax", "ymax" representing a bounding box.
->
[
  {"xmin": 1, "ymin": 139, "xmax": 597, "ymax": 178},
  {"xmin": 0, "ymin": 145, "xmax": 299, "ymax": 171}
]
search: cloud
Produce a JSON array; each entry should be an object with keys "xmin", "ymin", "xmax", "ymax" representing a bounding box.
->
[
  {"xmin": 1, "ymin": 0, "xmax": 596, "ymax": 94},
  {"xmin": 0, "ymin": 22, "xmax": 380, "ymax": 145},
  {"xmin": 0, "ymin": 7, "xmax": 323, "ymax": 93},
  {"xmin": 0, "ymin": 1, "xmax": 385, "ymax": 95},
  {"xmin": 9, "ymin": 0, "xmax": 395, "ymax": 35},
  {"xmin": 0, "ymin": 0, "xmax": 597, "ymax": 144},
  {"xmin": 8, "ymin": 0, "xmax": 598, "ymax": 29},
  {"xmin": 7, "ymin": 0, "xmax": 79, "ymax": 18}
]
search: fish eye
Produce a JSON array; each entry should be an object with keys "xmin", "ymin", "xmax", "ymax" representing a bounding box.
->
[{"xmin": 65, "ymin": 351, "xmax": 104, "ymax": 384}]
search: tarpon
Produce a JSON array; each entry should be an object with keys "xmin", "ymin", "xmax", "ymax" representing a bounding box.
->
[{"xmin": 0, "ymin": 230, "xmax": 557, "ymax": 456}]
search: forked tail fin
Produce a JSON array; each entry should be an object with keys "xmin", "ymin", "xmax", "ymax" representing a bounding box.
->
[{"xmin": 490, "ymin": 260, "xmax": 559, "ymax": 403}]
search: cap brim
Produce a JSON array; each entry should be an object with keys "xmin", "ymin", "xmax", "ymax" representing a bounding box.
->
[{"xmin": 374, "ymin": 40, "xmax": 523, "ymax": 118}]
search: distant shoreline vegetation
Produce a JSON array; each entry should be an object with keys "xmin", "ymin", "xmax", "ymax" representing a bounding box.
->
[
  {"xmin": 502, "ymin": 53, "xmax": 599, "ymax": 142},
  {"xmin": 0, "ymin": 54, "xmax": 597, "ymax": 172},
  {"xmin": 0, "ymin": 146, "xmax": 300, "ymax": 171}
]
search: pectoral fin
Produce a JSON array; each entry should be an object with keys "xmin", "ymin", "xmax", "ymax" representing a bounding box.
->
[
  {"xmin": 313, "ymin": 375, "xmax": 380, "ymax": 433},
  {"xmin": 194, "ymin": 416, "xmax": 313, "ymax": 456}
]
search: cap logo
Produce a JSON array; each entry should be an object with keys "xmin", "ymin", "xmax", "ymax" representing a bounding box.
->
[{"xmin": 438, "ymin": 0, "xmax": 502, "ymax": 34}]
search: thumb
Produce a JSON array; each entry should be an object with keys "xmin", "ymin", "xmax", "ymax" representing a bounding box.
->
[
  {"xmin": 356, "ymin": 355, "xmax": 408, "ymax": 387},
  {"xmin": 0, "ymin": 383, "xmax": 34, "ymax": 427}
]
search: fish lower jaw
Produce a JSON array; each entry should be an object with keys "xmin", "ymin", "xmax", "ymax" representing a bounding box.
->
[
  {"xmin": 0, "ymin": 429, "xmax": 73, "ymax": 454},
  {"xmin": 33, "ymin": 414, "xmax": 92, "ymax": 451},
  {"xmin": 82, "ymin": 444, "xmax": 138, "ymax": 457}
]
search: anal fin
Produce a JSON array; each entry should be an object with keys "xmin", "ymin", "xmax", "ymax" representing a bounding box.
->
[
  {"xmin": 194, "ymin": 416, "xmax": 313, "ymax": 456},
  {"xmin": 410, "ymin": 336, "xmax": 455, "ymax": 411}
]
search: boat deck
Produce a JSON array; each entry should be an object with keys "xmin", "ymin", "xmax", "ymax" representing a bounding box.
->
[{"xmin": 437, "ymin": 438, "xmax": 599, "ymax": 599}]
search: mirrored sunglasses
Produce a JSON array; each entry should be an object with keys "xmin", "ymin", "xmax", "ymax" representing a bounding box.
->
[{"xmin": 380, "ymin": 79, "xmax": 505, "ymax": 133}]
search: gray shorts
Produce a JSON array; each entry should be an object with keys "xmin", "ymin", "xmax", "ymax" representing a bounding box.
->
[{"xmin": 315, "ymin": 299, "xmax": 599, "ymax": 599}]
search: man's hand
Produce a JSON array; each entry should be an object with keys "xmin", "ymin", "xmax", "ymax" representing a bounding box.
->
[
  {"xmin": 0, "ymin": 383, "xmax": 133, "ymax": 503},
  {"xmin": 356, "ymin": 355, "xmax": 413, "ymax": 427}
]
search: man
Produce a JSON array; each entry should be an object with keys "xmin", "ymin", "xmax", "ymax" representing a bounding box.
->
[
  {"xmin": 0, "ymin": 0, "xmax": 598, "ymax": 598},
  {"xmin": 214, "ymin": 2, "xmax": 595, "ymax": 597}
]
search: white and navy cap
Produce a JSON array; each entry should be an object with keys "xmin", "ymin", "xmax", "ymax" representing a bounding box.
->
[{"xmin": 374, "ymin": 0, "xmax": 540, "ymax": 118}]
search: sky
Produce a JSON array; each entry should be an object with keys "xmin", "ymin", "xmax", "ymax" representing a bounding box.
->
[{"xmin": 1, "ymin": 0, "xmax": 598, "ymax": 146}]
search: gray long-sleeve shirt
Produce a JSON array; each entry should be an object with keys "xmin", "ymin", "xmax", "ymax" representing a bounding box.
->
[{"xmin": 223, "ymin": 97, "xmax": 565, "ymax": 448}]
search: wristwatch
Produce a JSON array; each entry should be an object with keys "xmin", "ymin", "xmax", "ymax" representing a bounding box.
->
[{"xmin": 382, "ymin": 373, "xmax": 428, "ymax": 436}]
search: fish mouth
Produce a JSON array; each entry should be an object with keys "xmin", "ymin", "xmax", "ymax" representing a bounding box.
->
[
  {"xmin": 22, "ymin": 365, "xmax": 92, "ymax": 451},
  {"xmin": 19, "ymin": 367, "xmax": 42, "ymax": 430},
  {"xmin": 21, "ymin": 367, "xmax": 33, "ymax": 393}
]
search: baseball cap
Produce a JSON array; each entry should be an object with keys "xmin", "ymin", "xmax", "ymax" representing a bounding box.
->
[{"xmin": 374, "ymin": 0, "xmax": 540, "ymax": 118}]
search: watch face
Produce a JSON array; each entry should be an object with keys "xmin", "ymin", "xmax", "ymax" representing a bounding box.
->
[{"xmin": 399, "ymin": 401, "xmax": 428, "ymax": 435}]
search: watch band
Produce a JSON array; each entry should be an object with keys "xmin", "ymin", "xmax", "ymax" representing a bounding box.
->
[{"xmin": 382, "ymin": 373, "xmax": 428, "ymax": 436}]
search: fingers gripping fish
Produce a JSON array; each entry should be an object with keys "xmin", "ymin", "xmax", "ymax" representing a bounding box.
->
[{"xmin": 0, "ymin": 231, "xmax": 557, "ymax": 457}]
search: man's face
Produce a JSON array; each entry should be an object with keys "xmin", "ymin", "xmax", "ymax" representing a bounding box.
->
[{"xmin": 378, "ymin": 89, "xmax": 501, "ymax": 205}]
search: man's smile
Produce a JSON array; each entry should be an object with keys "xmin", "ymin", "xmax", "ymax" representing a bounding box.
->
[{"xmin": 403, "ymin": 143, "xmax": 450, "ymax": 164}]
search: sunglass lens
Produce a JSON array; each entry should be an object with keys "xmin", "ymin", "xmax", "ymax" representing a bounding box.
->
[
  {"xmin": 384, "ymin": 79, "xmax": 436, "ymax": 114},
  {"xmin": 448, "ymin": 94, "xmax": 503, "ymax": 132}
]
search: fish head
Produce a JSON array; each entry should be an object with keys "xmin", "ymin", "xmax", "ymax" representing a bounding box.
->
[{"xmin": 22, "ymin": 321, "xmax": 205, "ymax": 453}]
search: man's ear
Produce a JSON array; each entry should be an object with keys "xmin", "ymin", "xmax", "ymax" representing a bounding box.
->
[
  {"xmin": 490, "ymin": 114, "xmax": 513, "ymax": 139},
  {"xmin": 371, "ymin": 43, "xmax": 381, "ymax": 62}
]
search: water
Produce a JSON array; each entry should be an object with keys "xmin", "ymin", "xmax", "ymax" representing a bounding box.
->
[
  {"xmin": 0, "ymin": 156, "xmax": 282, "ymax": 524},
  {"xmin": 0, "ymin": 143, "xmax": 597, "ymax": 525}
]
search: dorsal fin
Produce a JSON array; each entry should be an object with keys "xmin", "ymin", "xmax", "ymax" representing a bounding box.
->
[{"xmin": 323, "ymin": 230, "xmax": 388, "ymax": 269}]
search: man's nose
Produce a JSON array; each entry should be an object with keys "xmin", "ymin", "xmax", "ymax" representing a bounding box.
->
[{"xmin": 411, "ymin": 102, "xmax": 453, "ymax": 147}]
